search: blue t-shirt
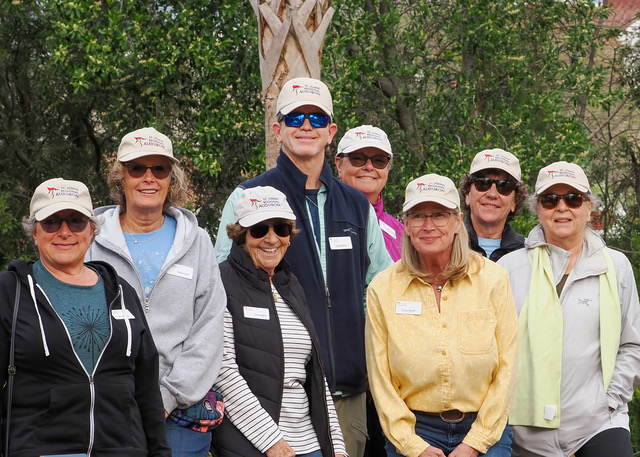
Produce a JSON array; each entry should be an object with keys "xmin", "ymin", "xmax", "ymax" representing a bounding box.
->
[
  {"xmin": 124, "ymin": 215, "xmax": 177, "ymax": 298},
  {"xmin": 478, "ymin": 237, "xmax": 502, "ymax": 259},
  {"xmin": 33, "ymin": 261, "xmax": 108, "ymax": 373}
]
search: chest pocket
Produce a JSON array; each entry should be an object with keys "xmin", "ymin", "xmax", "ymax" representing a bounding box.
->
[{"xmin": 457, "ymin": 309, "xmax": 497, "ymax": 354}]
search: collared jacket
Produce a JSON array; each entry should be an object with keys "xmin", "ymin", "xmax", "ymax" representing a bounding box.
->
[
  {"xmin": 212, "ymin": 243, "xmax": 341, "ymax": 457},
  {"xmin": 0, "ymin": 260, "xmax": 170, "ymax": 457},
  {"xmin": 86, "ymin": 205, "xmax": 225, "ymax": 413},
  {"xmin": 498, "ymin": 226, "xmax": 640, "ymax": 455},
  {"xmin": 365, "ymin": 257, "xmax": 518, "ymax": 456},
  {"xmin": 239, "ymin": 151, "xmax": 373, "ymax": 394},
  {"xmin": 464, "ymin": 213, "xmax": 524, "ymax": 261}
]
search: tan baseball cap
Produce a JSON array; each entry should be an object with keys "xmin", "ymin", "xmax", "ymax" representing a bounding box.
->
[
  {"xmin": 276, "ymin": 77, "xmax": 333, "ymax": 117},
  {"xmin": 30, "ymin": 178, "xmax": 93, "ymax": 221},
  {"xmin": 117, "ymin": 127, "xmax": 179, "ymax": 164},
  {"xmin": 535, "ymin": 161, "xmax": 590, "ymax": 195},
  {"xmin": 469, "ymin": 148, "xmax": 521, "ymax": 181},
  {"xmin": 403, "ymin": 174, "xmax": 460, "ymax": 212},
  {"xmin": 337, "ymin": 125, "xmax": 393, "ymax": 157},
  {"xmin": 234, "ymin": 187, "xmax": 297, "ymax": 227}
]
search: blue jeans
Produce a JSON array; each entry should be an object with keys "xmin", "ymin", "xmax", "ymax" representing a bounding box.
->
[
  {"xmin": 385, "ymin": 412, "xmax": 512, "ymax": 456},
  {"xmin": 165, "ymin": 419, "xmax": 212, "ymax": 457},
  {"xmin": 298, "ymin": 451, "xmax": 323, "ymax": 457}
]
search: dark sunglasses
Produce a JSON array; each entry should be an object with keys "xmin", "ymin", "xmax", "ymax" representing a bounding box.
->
[
  {"xmin": 471, "ymin": 176, "xmax": 517, "ymax": 196},
  {"xmin": 123, "ymin": 162, "xmax": 172, "ymax": 179},
  {"xmin": 343, "ymin": 153, "xmax": 391, "ymax": 169},
  {"xmin": 279, "ymin": 112, "xmax": 330, "ymax": 128},
  {"xmin": 249, "ymin": 222, "xmax": 293, "ymax": 239},
  {"xmin": 539, "ymin": 193, "xmax": 587, "ymax": 209},
  {"xmin": 39, "ymin": 215, "xmax": 90, "ymax": 233}
]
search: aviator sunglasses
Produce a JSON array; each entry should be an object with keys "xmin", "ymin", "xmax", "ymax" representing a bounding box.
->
[
  {"xmin": 39, "ymin": 215, "xmax": 90, "ymax": 233},
  {"xmin": 538, "ymin": 193, "xmax": 587, "ymax": 209},
  {"xmin": 249, "ymin": 222, "xmax": 293, "ymax": 239},
  {"xmin": 279, "ymin": 112, "xmax": 330, "ymax": 128},
  {"xmin": 471, "ymin": 176, "xmax": 517, "ymax": 196},
  {"xmin": 123, "ymin": 162, "xmax": 173, "ymax": 179},
  {"xmin": 343, "ymin": 153, "xmax": 391, "ymax": 170}
]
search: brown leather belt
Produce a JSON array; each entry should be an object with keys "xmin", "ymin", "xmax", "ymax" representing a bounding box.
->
[{"xmin": 416, "ymin": 410, "xmax": 475, "ymax": 424}]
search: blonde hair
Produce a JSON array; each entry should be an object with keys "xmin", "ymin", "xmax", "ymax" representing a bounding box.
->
[
  {"xmin": 107, "ymin": 161, "xmax": 191, "ymax": 212},
  {"xmin": 398, "ymin": 209, "xmax": 483, "ymax": 283}
]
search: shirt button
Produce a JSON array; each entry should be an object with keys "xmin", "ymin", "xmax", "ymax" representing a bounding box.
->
[
  {"xmin": 442, "ymin": 323, "xmax": 447, "ymax": 328},
  {"xmin": 442, "ymin": 296, "xmax": 449, "ymax": 301},
  {"xmin": 441, "ymin": 350, "xmax": 446, "ymax": 355}
]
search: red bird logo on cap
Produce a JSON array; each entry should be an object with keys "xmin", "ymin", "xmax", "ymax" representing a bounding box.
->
[
  {"xmin": 547, "ymin": 170, "xmax": 556, "ymax": 178},
  {"xmin": 484, "ymin": 154, "xmax": 493, "ymax": 161},
  {"xmin": 47, "ymin": 187, "xmax": 57, "ymax": 198},
  {"xmin": 250, "ymin": 198, "xmax": 259, "ymax": 208},
  {"xmin": 134, "ymin": 136, "xmax": 144, "ymax": 146},
  {"xmin": 291, "ymin": 84, "xmax": 300, "ymax": 95}
]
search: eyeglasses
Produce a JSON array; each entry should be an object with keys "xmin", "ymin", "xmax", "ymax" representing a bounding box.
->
[
  {"xmin": 39, "ymin": 215, "xmax": 90, "ymax": 233},
  {"xmin": 471, "ymin": 176, "xmax": 517, "ymax": 196},
  {"xmin": 407, "ymin": 211, "xmax": 455, "ymax": 228},
  {"xmin": 342, "ymin": 153, "xmax": 391, "ymax": 170},
  {"xmin": 123, "ymin": 162, "xmax": 172, "ymax": 179},
  {"xmin": 538, "ymin": 193, "xmax": 587, "ymax": 209},
  {"xmin": 249, "ymin": 222, "xmax": 293, "ymax": 239},
  {"xmin": 279, "ymin": 112, "xmax": 330, "ymax": 128}
]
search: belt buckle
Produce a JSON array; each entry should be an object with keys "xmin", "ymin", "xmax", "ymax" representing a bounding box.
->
[{"xmin": 439, "ymin": 410, "xmax": 465, "ymax": 424}]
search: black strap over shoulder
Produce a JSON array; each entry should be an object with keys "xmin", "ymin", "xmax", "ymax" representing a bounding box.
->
[{"xmin": 3, "ymin": 271, "xmax": 20, "ymax": 457}]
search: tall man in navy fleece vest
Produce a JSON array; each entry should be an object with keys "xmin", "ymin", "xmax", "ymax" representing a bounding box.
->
[{"xmin": 215, "ymin": 77, "xmax": 393, "ymax": 457}]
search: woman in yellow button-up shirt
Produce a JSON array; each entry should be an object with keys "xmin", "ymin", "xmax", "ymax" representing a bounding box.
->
[{"xmin": 365, "ymin": 173, "xmax": 518, "ymax": 457}]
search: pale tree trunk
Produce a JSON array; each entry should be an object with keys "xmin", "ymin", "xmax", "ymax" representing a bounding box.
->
[{"xmin": 249, "ymin": 0, "xmax": 334, "ymax": 169}]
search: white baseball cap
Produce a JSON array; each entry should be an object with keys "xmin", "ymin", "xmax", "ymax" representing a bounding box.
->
[
  {"xmin": 337, "ymin": 125, "xmax": 393, "ymax": 157},
  {"xmin": 535, "ymin": 161, "xmax": 590, "ymax": 195},
  {"xmin": 276, "ymin": 77, "xmax": 333, "ymax": 117},
  {"xmin": 469, "ymin": 148, "xmax": 521, "ymax": 181},
  {"xmin": 234, "ymin": 187, "xmax": 297, "ymax": 227},
  {"xmin": 30, "ymin": 178, "xmax": 93, "ymax": 221},
  {"xmin": 403, "ymin": 174, "xmax": 460, "ymax": 212},
  {"xmin": 117, "ymin": 127, "xmax": 179, "ymax": 164}
]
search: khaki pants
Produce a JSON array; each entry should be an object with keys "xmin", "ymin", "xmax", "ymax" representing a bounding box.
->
[{"xmin": 333, "ymin": 392, "xmax": 368, "ymax": 457}]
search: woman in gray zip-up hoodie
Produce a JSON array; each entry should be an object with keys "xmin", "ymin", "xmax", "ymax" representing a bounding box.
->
[
  {"xmin": 498, "ymin": 161, "xmax": 640, "ymax": 457},
  {"xmin": 85, "ymin": 127, "xmax": 226, "ymax": 457}
]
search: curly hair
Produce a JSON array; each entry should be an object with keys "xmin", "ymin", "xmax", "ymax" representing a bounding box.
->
[
  {"xmin": 459, "ymin": 171, "xmax": 528, "ymax": 223},
  {"xmin": 107, "ymin": 161, "xmax": 191, "ymax": 212}
]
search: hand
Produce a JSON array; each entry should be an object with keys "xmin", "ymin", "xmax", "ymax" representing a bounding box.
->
[
  {"xmin": 418, "ymin": 445, "xmax": 447, "ymax": 457},
  {"xmin": 164, "ymin": 410, "xmax": 169, "ymax": 419},
  {"xmin": 265, "ymin": 438, "xmax": 295, "ymax": 457},
  {"xmin": 448, "ymin": 443, "xmax": 479, "ymax": 457},
  {"xmin": 335, "ymin": 454, "xmax": 347, "ymax": 457}
]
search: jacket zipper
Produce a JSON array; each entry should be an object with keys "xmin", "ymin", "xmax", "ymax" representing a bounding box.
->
[
  {"xmin": 324, "ymin": 284, "xmax": 337, "ymax": 389},
  {"xmin": 35, "ymin": 281, "xmax": 122, "ymax": 456}
]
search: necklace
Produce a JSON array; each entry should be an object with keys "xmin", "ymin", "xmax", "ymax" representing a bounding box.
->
[
  {"xmin": 123, "ymin": 218, "xmax": 163, "ymax": 244},
  {"xmin": 432, "ymin": 281, "xmax": 445, "ymax": 292},
  {"xmin": 305, "ymin": 195, "xmax": 318, "ymax": 208}
]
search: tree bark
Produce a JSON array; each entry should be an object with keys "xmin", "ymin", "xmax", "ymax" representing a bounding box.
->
[{"xmin": 249, "ymin": 0, "xmax": 334, "ymax": 169}]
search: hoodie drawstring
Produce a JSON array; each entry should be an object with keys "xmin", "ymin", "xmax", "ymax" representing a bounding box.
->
[
  {"xmin": 28, "ymin": 275, "xmax": 50, "ymax": 357},
  {"xmin": 119, "ymin": 285, "xmax": 132, "ymax": 357}
]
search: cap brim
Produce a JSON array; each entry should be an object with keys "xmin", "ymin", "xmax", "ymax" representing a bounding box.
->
[
  {"xmin": 339, "ymin": 142, "xmax": 392, "ymax": 157},
  {"xmin": 279, "ymin": 102, "xmax": 333, "ymax": 117},
  {"xmin": 470, "ymin": 164, "xmax": 520, "ymax": 181},
  {"xmin": 34, "ymin": 203, "xmax": 93, "ymax": 221},
  {"xmin": 403, "ymin": 196, "xmax": 458, "ymax": 213},
  {"xmin": 119, "ymin": 151, "xmax": 180, "ymax": 164},
  {"xmin": 535, "ymin": 181, "xmax": 590, "ymax": 195},
  {"xmin": 238, "ymin": 211, "xmax": 297, "ymax": 227}
]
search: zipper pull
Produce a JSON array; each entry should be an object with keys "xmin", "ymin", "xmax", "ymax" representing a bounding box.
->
[
  {"xmin": 325, "ymin": 285, "xmax": 331, "ymax": 308},
  {"xmin": 145, "ymin": 298, "xmax": 150, "ymax": 313}
]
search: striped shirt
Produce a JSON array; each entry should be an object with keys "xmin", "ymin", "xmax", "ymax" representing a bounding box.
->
[{"xmin": 214, "ymin": 284, "xmax": 345, "ymax": 454}]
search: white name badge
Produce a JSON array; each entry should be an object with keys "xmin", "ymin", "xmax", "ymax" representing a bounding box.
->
[
  {"xmin": 379, "ymin": 220, "xmax": 397, "ymax": 239},
  {"xmin": 111, "ymin": 309, "xmax": 136, "ymax": 320},
  {"xmin": 243, "ymin": 306, "xmax": 270, "ymax": 320},
  {"xmin": 396, "ymin": 301, "xmax": 422, "ymax": 315},
  {"xmin": 544, "ymin": 405, "xmax": 557, "ymax": 420},
  {"xmin": 329, "ymin": 236, "xmax": 353, "ymax": 250},
  {"xmin": 167, "ymin": 264, "xmax": 194, "ymax": 280}
]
